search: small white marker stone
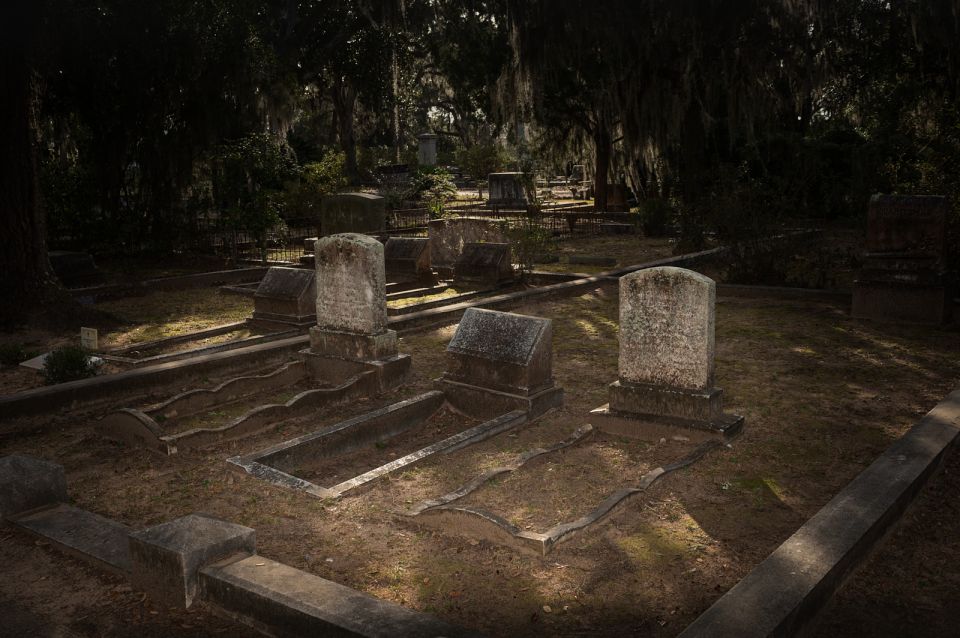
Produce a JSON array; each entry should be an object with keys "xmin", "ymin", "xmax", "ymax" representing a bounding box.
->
[{"xmin": 80, "ymin": 327, "xmax": 98, "ymax": 350}]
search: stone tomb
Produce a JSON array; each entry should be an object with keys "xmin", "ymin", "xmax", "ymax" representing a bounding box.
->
[
  {"xmin": 427, "ymin": 217, "xmax": 509, "ymax": 275},
  {"xmin": 320, "ymin": 192, "xmax": 385, "ymax": 237},
  {"xmin": 251, "ymin": 266, "xmax": 316, "ymax": 327},
  {"xmin": 305, "ymin": 233, "xmax": 409, "ymax": 390},
  {"xmin": 852, "ymin": 194, "xmax": 951, "ymax": 324},
  {"xmin": 417, "ymin": 133, "xmax": 438, "ymax": 166},
  {"xmin": 384, "ymin": 236, "xmax": 432, "ymax": 282},
  {"xmin": 453, "ymin": 242, "xmax": 514, "ymax": 286},
  {"xmin": 487, "ymin": 172, "xmax": 528, "ymax": 208},
  {"xmin": 591, "ymin": 267, "xmax": 743, "ymax": 441},
  {"xmin": 438, "ymin": 308, "xmax": 563, "ymax": 419}
]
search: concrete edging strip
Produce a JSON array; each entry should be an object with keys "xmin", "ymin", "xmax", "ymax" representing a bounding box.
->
[{"xmin": 678, "ymin": 386, "xmax": 960, "ymax": 638}]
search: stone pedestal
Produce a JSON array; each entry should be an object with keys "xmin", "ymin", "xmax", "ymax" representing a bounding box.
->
[
  {"xmin": 308, "ymin": 326, "xmax": 398, "ymax": 362},
  {"xmin": 437, "ymin": 308, "xmax": 562, "ymax": 419},
  {"xmin": 129, "ymin": 513, "xmax": 255, "ymax": 609},
  {"xmin": 852, "ymin": 194, "xmax": 951, "ymax": 324},
  {"xmin": 592, "ymin": 267, "xmax": 742, "ymax": 441}
]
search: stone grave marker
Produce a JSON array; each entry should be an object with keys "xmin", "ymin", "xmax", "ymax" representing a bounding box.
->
[
  {"xmin": 80, "ymin": 327, "xmax": 98, "ymax": 350},
  {"xmin": 309, "ymin": 233, "xmax": 397, "ymax": 362},
  {"xmin": 320, "ymin": 193, "xmax": 385, "ymax": 237},
  {"xmin": 592, "ymin": 266, "xmax": 742, "ymax": 440},
  {"xmin": 384, "ymin": 237, "xmax": 432, "ymax": 281},
  {"xmin": 427, "ymin": 217, "xmax": 509, "ymax": 271},
  {"xmin": 453, "ymin": 242, "xmax": 513, "ymax": 286},
  {"xmin": 853, "ymin": 194, "xmax": 951, "ymax": 324},
  {"xmin": 252, "ymin": 266, "xmax": 316, "ymax": 326},
  {"xmin": 49, "ymin": 251, "xmax": 102, "ymax": 288},
  {"xmin": 487, "ymin": 173, "xmax": 528, "ymax": 208},
  {"xmin": 417, "ymin": 133, "xmax": 438, "ymax": 166},
  {"xmin": 438, "ymin": 308, "xmax": 562, "ymax": 418}
]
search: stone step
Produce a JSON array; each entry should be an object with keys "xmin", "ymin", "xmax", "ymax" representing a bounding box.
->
[
  {"xmin": 8, "ymin": 503, "xmax": 132, "ymax": 575},
  {"xmin": 200, "ymin": 554, "xmax": 482, "ymax": 638}
]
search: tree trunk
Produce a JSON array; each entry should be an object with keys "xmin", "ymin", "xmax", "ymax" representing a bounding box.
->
[
  {"xmin": 0, "ymin": 2, "xmax": 73, "ymax": 327},
  {"xmin": 593, "ymin": 124, "xmax": 611, "ymax": 212},
  {"xmin": 332, "ymin": 78, "xmax": 360, "ymax": 186},
  {"xmin": 391, "ymin": 46, "xmax": 401, "ymax": 164}
]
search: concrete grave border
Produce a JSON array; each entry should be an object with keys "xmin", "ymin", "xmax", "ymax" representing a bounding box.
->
[{"xmin": 410, "ymin": 439, "xmax": 723, "ymax": 556}]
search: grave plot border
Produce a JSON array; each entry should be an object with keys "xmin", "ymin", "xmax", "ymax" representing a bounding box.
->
[
  {"xmin": 410, "ymin": 439, "xmax": 723, "ymax": 556},
  {"xmin": 228, "ymin": 392, "xmax": 528, "ymax": 500}
]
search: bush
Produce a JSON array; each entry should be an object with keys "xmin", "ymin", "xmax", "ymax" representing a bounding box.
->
[
  {"xmin": 407, "ymin": 168, "xmax": 458, "ymax": 218},
  {"xmin": 636, "ymin": 198, "xmax": 674, "ymax": 237},
  {"xmin": 43, "ymin": 345, "xmax": 99, "ymax": 385},
  {"xmin": 0, "ymin": 343, "xmax": 28, "ymax": 367},
  {"xmin": 283, "ymin": 151, "xmax": 348, "ymax": 217}
]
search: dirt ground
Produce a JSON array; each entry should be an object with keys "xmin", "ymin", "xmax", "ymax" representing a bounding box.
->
[{"xmin": 2, "ymin": 273, "xmax": 959, "ymax": 637}]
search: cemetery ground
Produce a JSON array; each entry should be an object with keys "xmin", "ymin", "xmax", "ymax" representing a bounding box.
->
[{"xmin": 2, "ymin": 268, "xmax": 959, "ymax": 636}]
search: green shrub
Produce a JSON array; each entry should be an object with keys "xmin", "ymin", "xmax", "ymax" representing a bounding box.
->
[
  {"xmin": 636, "ymin": 198, "xmax": 674, "ymax": 237},
  {"xmin": 0, "ymin": 343, "xmax": 28, "ymax": 367},
  {"xmin": 42, "ymin": 345, "xmax": 99, "ymax": 385},
  {"xmin": 407, "ymin": 168, "xmax": 458, "ymax": 218}
]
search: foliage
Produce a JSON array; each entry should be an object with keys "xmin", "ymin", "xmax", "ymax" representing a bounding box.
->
[
  {"xmin": 634, "ymin": 199, "xmax": 674, "ymax": 237},
  {"xmin": 407, "ymin": 167, "xmax": 458, "ymax": 218},
  {"xmin": 505, "ymin": 212, "xmax": 555, "ymax": 280},
  {"xmin": 0, "ymin": 343, "xmax": 32, "ymax": 367},
  {"xmin": 42, "ymin": 345, "xmax": 99, "ymax": 385},
  {"xmin": 284, "ymin": 150, "xmax": 348, "ymax": 217}
]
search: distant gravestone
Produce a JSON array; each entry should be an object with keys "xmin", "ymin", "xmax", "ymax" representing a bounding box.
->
[
  {"xmin": 417, "ymin": 133, "xmax": 438, "ymax": 166},
  {"xmin": 252, "ymin": 266, "xmax": 316, "ymax": 326},
  {"xmin": 427, "ymin": 217, "xmax": 509, "ymax": 270},
  {"xmin": 80, "ymin": 327, "xmax": 98, "ymax": 350},
  {"xmin": 48, "ymin": 251, "xmax": 102, "ymax": 288},
  {"xmin": 309, "ymin": 233, "xmax": 397, "ymax": 361},
  {"xmin": 593, "ymin": 267, "xmax": 742, "ymax": 439},
  {"xmin": 303, "ymin": 237, "xmax": 318, "ymax": 253},
  {"xmin": 320, "ymin": 193, "xmax": 385, "ymax": 237},
  {"xmin": 439, "ymin": 308, "xmax": 562, "ymax": 418},
  {"xmin": 853, "ymin": 194, "xmax": 950, "ymax": 324},
  {"xmin": 384, "ymin": 237, "xmax": 431, "ymax": 281},
  {"xmin": 487, "ymin": 173, "xmax": 528, "ymax": 208},
  {"xmin": 453, "ymin": 242, "xmax": 513, "ymax": 286}
]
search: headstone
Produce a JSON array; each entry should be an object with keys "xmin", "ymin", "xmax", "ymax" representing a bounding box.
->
[
  {"xmin": 304, "ymin": 237, "xmax": 318, "ymax": 253},
  {"xmin": 487, "ymin": 173, "xmax": 528, "ymax": 208},
  {"xmin": 309, "ymin": 233, "xmax": 397, "ymax": 361},
  {"xmin": 853, "ymin": 194, "xmax": 951, "ymax": 324},
  {"xmin": 569, "ymin": 165, "xmax": 585, "ymax": 183},
  {"xmin": 593, "ymin": 267, "xmax": 742, "ymax": 439},
  {"xmin": 604, "ymin": 184, "xmax": 629, "ymax": 212},
  {"xmin": 320, "ymin": 193, "xmax": 385, "ymax": 237},
  {"xmin": 80, "ymin": 327, "xmax": 98, "ymax": 350},
  {"xmin": 427, "ymin": 217, "xmax": 509, "ymax": 270},
  {"xmin": 0, "ymin": 455, "xmax": 67, "ymax": 521},
  {"xmin": 48, "ymin": 251, "xmax": 102, "ymax": 288},
  {"xmin": 384, "ymin": 237, "xmax": 431, "ymax": 281},
  {"xmin": 417, "ymin": 133, "xmax": 439, "ymax": 166},
  {"xmin": 453, "ymin": 242, "xmax": 513, "ymax": 286},
  {"xmin": 128, "ymin": 513, "xmax": 256, "ymax": 609},
  {"xmin": 438, "ymin": 308, "xmax": 563, "ymax": 418},
  {"xmin": 252, "ymin": 266, "xmax": 316, "ymax": 326}
]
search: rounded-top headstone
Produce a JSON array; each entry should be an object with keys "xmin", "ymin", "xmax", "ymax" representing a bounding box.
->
[
  {"xmin": 314, "ymin": 233, "xmax": 387, "ymax": 335},
  {"xmin": 619, "ymin": 267, "xmax": 715, "ymax": 391}
]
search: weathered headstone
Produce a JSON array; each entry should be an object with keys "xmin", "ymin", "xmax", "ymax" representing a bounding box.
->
[
  {"xmin": 427, "ymin": 217, "xmax": 509, "ymax": 272},
  {"xmin": 0, "ymin": 455, "xmax": 67, "ymax": 521},
  {"xmin": 592, "ymin": 267, "xmax": 742, "ymax": 440},
  {"xmin": 438, "ymin": 308, "xmax": 563, "ymax": 418},
  {"xmin": 304, "ymin": 237, "xmax": 318, "ymax": 253},
  {"xmin": 604, "ymin": 184, "xmax": 630, "ymax": 212},
  {"xmin": 453, "ymin": 242, "xmax": 513, "ymax": 286},
  {"xmin": 853, "ymin": 194, "xmax": 951, "ymax": 324},
  {"xmin": 417, "ymin": 133, "xmax": 438, "ymax": 166},
  {"xmin": 320, "ymin": 193, "xmax": 385, "ymax": 237},
  {"xmin": 80, "ymin": 327, "xmax": 98, "ymax": 350},
  {"xmin": 252, "ymin": 266, "xmax": 316, "ymax": 326},
  {"xmin": 384, "ymin": 237, "xmax": 432, "ymax": 281},
  {"xmin": 487, "ymin": 173, "xmax": 528, "ymax": 208},
  {"xmin": 49, "ymin": 251, "xmax": 102, "ymax": 288},
  {"xmin": 309, "ymin": 234, "xmax": 397, "ymax": 362},
  {"xmin": 129, "ymin": 513, "xmax": 256, "ymax": 609}
]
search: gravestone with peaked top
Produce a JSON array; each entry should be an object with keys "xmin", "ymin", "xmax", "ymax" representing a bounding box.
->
[
  {"xmin": 251, "ymin": 266, "xmax": 316, "ymax": 327},
  {"xmin": 591, "ymin": 267, "xmax": 742, "ymax": 440},
  {"xmin": 384, "ymin": 237, "xmax": 432, "ymax": 282}
]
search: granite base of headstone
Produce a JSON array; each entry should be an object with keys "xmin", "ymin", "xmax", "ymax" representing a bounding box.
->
[
  {"xmin": 453, "ymin": 242, "xmax": 514, "ymax": 286},
  {"xmin": 301, "ymin": 233, "xmax": 409, "ymax": 391},
  {"xmin": 852, "ymin": 194, "xmax": 951, "ymax": 324},
  {"xmin": 251, "ymin": 266, "xmax": 316, "ymax": 327},
  {"xmin": 487, "ymin": 173, "xmax": 528, "ymax": 208},
  {"xmin": 591, "ymin": 267, "xmax": 743, "ymax": 442},
  {"xmin": 437, "ymin": 308, "xmax": 563, "ymax": 419},
  {"xmin": 384, "ymin": 237, "xmax": 434, "ymax": 284}
]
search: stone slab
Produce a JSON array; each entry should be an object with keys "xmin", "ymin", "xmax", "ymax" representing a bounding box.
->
[
  {"xmin": 8, "ymin": 503, "xmax": 132, "ymax": 575},
  {"xmin": 200, "ymin": 554, "xmax": 482, "ymax": 637},
  {"xmin": 453, "ymin": 242, "xmax": 514, "ymax": 285},
  {"xmin": 0, "ymin": 455, "xmax": 67, "ymax": 520},
  {"xmin": 384, "ymin": 237, "xmax": 431, "ymax": 279},
  {"xmin": 609, "ymin": 380, "xmax": 722, "ymax": 423},
  {"xmin": 314, "ymin": 233, "xmax": 388, "ymax": 336},
  {"xmin": 619, "ymin": 267, "xmax": 715, "ymax": 391},
  {"xmin": 865, "ymin": 194, "xmax": 948, "ymax": 258},
  {"xmin": 253, "ymin": 267, "xmax": 316, "ymax": 324},
  {"xmin": 129, "ymin": 513, "xmax": 256, "ymax": 609},
  {"xmin": 678, "ymin": 387, "xmax": 960, "ymax": 638},
  {"xmin": 320, "ymin": 193, "xmax": 385, "ymax": 237},
  {"xmin": 442, "ymin": 308, "xmax": 554, "ymax": 395},
  {"xmin": 590, "ymin": 405, "xmax": 744, "ymax": 443},
  {"xmin": 308, "ymin": 327, "xmax": 398, "ymax": 362},
  {"xmin": 438, "ymin": 378, "xmax": 564, "ymax": 421},
  {"xmin": 852, "ymin": 281, "xmax": 950, "ymax": 324}
]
